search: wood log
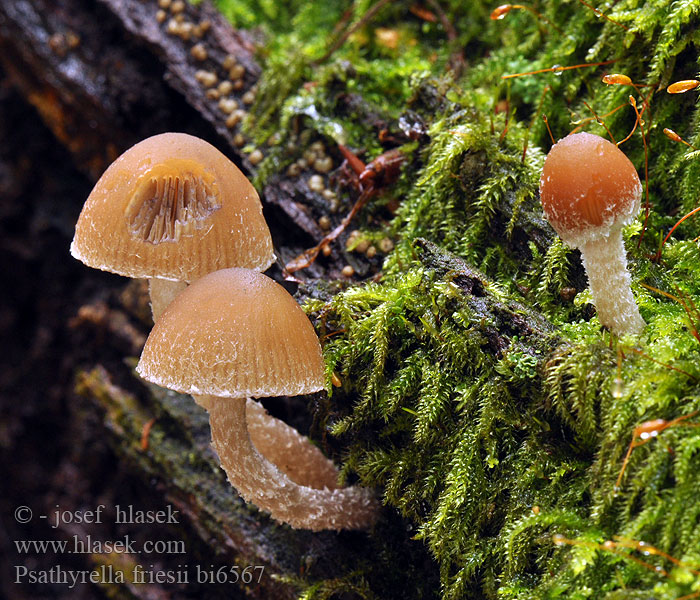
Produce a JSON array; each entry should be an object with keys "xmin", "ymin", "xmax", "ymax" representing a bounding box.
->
[{"xmin": 74, "ymin": 365, "xmax": 377, "ymax": 599}]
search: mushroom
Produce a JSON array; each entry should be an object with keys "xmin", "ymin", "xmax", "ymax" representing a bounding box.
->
[
  {"xmin": 539, "ymin": 132, "xmax": 645, "ymax": 335},
  {"xmin": 70, "ymin": 132, "xmax": 274, "ymax": 319},
  {"xmin": 70, "ymin": 133, "xmax": 341, "ymax": 501},
  {"xmin": 136, "ymin": 267, "xmax": 379, "ymax": 531}
]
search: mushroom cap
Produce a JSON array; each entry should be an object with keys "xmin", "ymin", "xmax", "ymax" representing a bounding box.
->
[
  {"xmin": 539, "ymin": 132, "xmax": 642, "ymax": 247},
  {"xmin": 136, "ymin": 268, "xmax": 325, "ymax": 398},
  {"xmin": 71, "ymin": 132, "xmax": 274, "ymax": 281}
]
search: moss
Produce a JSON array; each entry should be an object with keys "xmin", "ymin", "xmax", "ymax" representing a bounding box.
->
[{"xmin": 209, "ymin": 0, "xmax": 700, "ymax": 598}]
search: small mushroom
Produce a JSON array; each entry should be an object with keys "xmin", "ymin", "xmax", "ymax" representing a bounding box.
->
[
  {"xmin": 136, "ymin": 268, "xmax": 378, "ymax": 531},
  {"xmin": 70, "ymin": 132, "xmax": 274, "ymax": 319},
  {"xmin": 539, "ymin": 132, "xmax": 645, "ymax": 335}
]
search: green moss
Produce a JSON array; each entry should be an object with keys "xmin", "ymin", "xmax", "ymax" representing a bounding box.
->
[
  {"xmin": 309, "ymin": 238, "xmax": 700, "ymax": 599},
  {"xmin": 211, "ymin": 0, "xmax": 700, "ymax": 598}
]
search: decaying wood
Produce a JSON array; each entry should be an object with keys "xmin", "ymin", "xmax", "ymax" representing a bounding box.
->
[
  {"xmin": 414, "ymin": 238, "xmax": 559, "ymax": 355},
  {"xmin": 75, "ymin": 366, "xmax": 375, "ymax": 599}
]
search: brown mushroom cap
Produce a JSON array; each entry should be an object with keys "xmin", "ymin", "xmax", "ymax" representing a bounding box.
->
[
  {"xmin": 71, "ymin": 132, "xmax": 274, "ymax": 281},
  {"xmin": 539, "ymin": 132, "xmax": 642, "ymax": 246},
  {"xmin": 136, "ymin": 268, "xmax": 325, "ymax": 398}
]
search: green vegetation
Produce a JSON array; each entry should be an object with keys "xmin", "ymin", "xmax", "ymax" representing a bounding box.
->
[{"xmin": 212, "ymin": 0, "xmax": 700, "ymax": 597}]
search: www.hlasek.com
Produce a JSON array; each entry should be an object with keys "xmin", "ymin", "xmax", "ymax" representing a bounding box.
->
[{"xmin": 15, "ymin": 534, "xmax": 186, "ymax": 555}]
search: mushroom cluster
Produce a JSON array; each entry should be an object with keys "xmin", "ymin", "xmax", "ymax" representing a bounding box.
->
[
  {"xmin": 71, "ymin": 133, "xmax": 378, "ymax": 531},
  {"xmin": 539, "ymin": 132, "xmax": 645, "ymax": 336}
]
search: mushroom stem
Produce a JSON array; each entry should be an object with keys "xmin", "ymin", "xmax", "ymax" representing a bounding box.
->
[
  {"xmin": 195, "ymin": 395, "xmax": 339, "ymax": 488},
  {"xmin": 149, "ymin": 278, "xmax": 188, "ymax": 321},
  {"xmin": 206, "ymin": 396, "xmax": 379, "ymax": 531},
  {"xmin": 244, "ymin": 398, "xmax": 340, "ymax": 489},
  {"xmin": 579, "ymin": 231, "xmax": 645, "ymax": 335}
]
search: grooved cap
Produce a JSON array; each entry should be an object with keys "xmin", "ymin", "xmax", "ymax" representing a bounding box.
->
[
  {"xmin": 71, "ymin": 133, "xmax": 274, "ymax": 281},
  {"xmin": 539, "ymin": 132, "xmax": 642, "ymax": 246},
  {"xmin": 136, "ymin": 268, "xmax": 325, "ymax": 398}
]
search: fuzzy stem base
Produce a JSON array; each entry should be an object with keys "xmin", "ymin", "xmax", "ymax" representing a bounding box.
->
[
  {"xmin": 244, "ymin": 398, "xmax": 339, "ymax": 489},
  {"xmin": 206, "ymin": 396, "xmax": 379, "ymax": 531},
  {"xmin": 579, "ymin": 231, "xmax": 645, "ymax": 336}
]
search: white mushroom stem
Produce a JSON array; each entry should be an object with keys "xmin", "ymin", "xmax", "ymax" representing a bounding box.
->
[
  {"xmin": 206, "ymin": 396, "xmax": 379, "ymax": 531},
  {"xmin": 579, "ymin": 230, "xmax": 645, "ymax": 336},
  {"xmin": 149, "ymin": 278, "xmax": 188, "ymax": 321}
]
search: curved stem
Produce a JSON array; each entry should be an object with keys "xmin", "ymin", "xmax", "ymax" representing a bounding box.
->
[
  {"xmin": 580, "ymin": 231, "xmax": 645, "ymax": 335},
  {"xmin": 194, "ymin": 395, "xmax": 338, "ymax": 487},
  {"xmin": 244, "ymin": 398, "xmax": 339, "ymax": 489},
  {"xmin": 148, "ymin": 278, "xmax": 188, "ymax": 321},
  {"xmin": 206, "ymin": 396, "xmax": 379, "ymax": 531}
]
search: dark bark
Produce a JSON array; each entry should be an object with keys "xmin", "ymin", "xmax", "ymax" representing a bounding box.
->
[
  {"xmin": 413, "ymin": 238, "xmax": 559, "ymax": 356},
  {"xmin": 73, "ymin": 366, "xmax": 376, "ymax": 600}
]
